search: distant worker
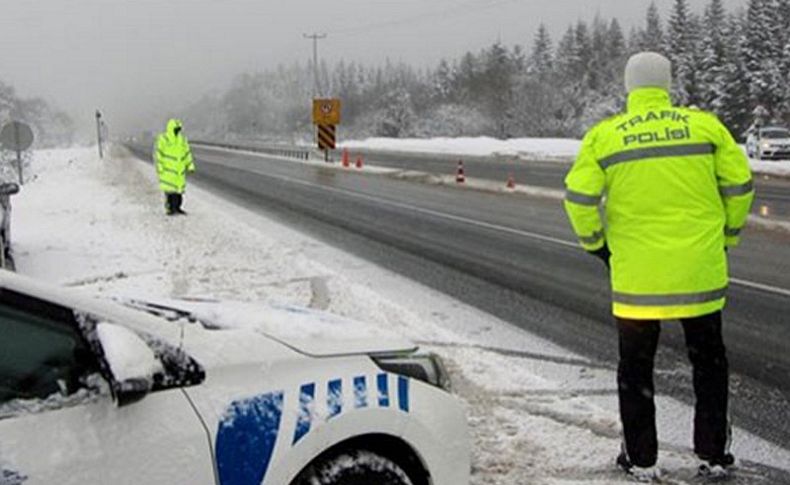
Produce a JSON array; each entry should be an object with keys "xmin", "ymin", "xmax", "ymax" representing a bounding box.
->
[
  {"xmin": 154, "ymin": 119, "xmax": 194, "ymax": 215},
  {"xmin": 563, "ymin": 52, "xmax": 754, "ymax": 482}
]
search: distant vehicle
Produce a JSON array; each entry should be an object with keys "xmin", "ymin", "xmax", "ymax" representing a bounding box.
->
[
  {"xmin": 0, "ymin": 271, "xmax": 470, "ymax": 485},
  {"xmin": 746, "ymin": 126, "xmax": 790, "ymax": 160}
]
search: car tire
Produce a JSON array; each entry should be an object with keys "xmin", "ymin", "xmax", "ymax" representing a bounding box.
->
[{"xmin": 291, "ymin": 449, "xmax": 415, "ymax": 485}]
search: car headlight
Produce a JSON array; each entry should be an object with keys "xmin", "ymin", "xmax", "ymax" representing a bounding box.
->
[
  {"xmin": 762, "ymin": 142, "xmax": 771, "ymax": 148},
  {"xmin": 372, "ymin": 352, "xmax": 452, "ymax": 392}
]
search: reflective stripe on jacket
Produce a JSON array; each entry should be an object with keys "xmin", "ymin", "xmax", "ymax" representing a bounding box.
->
[
  {"xmin": 154, "ymin": 118, "xmax": 195, "ymax": 194},
  {"xmin": 564, "ymin": 88, "xmax": 754, "ymax": 319}
]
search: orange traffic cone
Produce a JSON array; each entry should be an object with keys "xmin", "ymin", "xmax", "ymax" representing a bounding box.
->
[
  {"xmin": 456, "ymin": 160, "xmax": 466, "ymax": 183},
  {"xmin": 356, "ymin": 155, "xmax": 364, "ymax": 169},
  {"xmin": 342, "ymin": 148, "xmax": 350, "ymax": 168},
  {"xmin": 506, "ymin": 173, "xmax": 516, "ymax": 189}
]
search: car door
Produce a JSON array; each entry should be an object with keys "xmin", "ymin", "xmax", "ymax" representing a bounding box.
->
[{"xmin": 0, "ymin": 290, "xmax": 215, "ymax": 485}]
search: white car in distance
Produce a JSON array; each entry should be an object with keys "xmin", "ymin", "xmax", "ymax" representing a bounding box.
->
[
  {"xmin": 0, "ymin": 271, "xmax": 470, "ymax": 485},
  {"xmin": 746, "ymin": 126, "xmax": 790, "ymax": 160}
]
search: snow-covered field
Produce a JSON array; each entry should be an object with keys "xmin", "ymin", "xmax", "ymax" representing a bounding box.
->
[
  {"xmin": 342, "ymin": 136, "xmax": 790, "ymax": 177},
  {"xmin": 10, "ymin": 146, "xmax": 790, "ymax": 484}
]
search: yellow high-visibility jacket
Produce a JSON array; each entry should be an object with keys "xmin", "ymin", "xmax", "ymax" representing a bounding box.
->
[
  {"xmin": 154, "ymin": 119, "xmax": 194, "ymax": 194},
  {"xmin": 564, "ymin": 88, "xmax": 754, "ymax": 320}
]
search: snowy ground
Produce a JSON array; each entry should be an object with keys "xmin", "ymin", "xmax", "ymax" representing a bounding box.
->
[
  {"xmin": 341, "ymin": 136, "xmax": 790, "ymax": 177},
  {"xmin": 10, "ymin": 146, "xmax": 790, "ymax": 484}
]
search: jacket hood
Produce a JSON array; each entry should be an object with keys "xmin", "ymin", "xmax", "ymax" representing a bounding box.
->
[
  {"xmin": 627, "ymin": 87, "xmax": 672, "ymax": 112},
  {"xmin": 166, "ymin": 118, "xmax": 183, "ymax": 137}
]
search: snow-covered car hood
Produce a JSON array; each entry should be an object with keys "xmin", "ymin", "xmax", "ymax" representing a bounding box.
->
[{"xmin": 123, "ymin": 298, "xmax": 418, "ymax": 358}]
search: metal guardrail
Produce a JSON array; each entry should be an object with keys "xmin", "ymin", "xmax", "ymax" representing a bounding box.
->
[{"xmin": 191, "ymin": 139, "xmax": 312, "ymax": 161}]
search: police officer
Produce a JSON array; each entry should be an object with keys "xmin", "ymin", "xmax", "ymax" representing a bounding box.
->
[
  {"xmin": 154, "ymin": 119, "xmax": 195, "ymax": 215},
  {"xmin": 563, "ymin": 52, "xmax": 753, "ymax": 482}
]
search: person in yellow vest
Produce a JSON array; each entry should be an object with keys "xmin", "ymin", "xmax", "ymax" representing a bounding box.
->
[
  {"xmin": 564, "ymin": 52, "xmax": 753, "ymax": 482},
  {"xmin": 154, "ymin": 119, "xmax": 194, "ymax": 215}
]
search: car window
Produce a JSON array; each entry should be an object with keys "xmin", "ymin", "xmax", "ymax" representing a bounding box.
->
[
  {"xmin": 0, "ymin": 296, "xmax": 100, "ymax": 405},
  {"xmin": 761, "ymin": 129, "xmax": 790, "ymax": 139}
]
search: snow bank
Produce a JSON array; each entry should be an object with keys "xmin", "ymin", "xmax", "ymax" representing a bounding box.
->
[
  {"xmin": 342, "ymin": 136, "xmax": 581, "ymax": 161},
  {"xmin": 343, "ymin": 137, "xmax": 790, "ymax": 179},
  {"xmin": 749, "ymin": 159, "xmax": 790, "ymax": 177}
]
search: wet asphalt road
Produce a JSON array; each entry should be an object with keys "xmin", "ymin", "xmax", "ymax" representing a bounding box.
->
[
  {"xmin": 129, "ymin": 144, "xmax": 790, "ymax": 451},
  {"xmin": 342, "ymin": 148, "xmax": 790, "ymax": 219}
]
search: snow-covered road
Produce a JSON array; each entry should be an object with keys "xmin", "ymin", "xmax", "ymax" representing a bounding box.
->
[{"xmin": 11, "ymin": 146, "xmax": 790, "ymax": 484}]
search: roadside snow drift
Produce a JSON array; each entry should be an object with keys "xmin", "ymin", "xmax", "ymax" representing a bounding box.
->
[{"xmin": 341, "ymin": 136, "xmax": 790, "ymax": 178}]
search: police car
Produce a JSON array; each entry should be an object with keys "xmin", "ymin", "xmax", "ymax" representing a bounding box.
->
[{"xmin": 0, "ymin": 271, "xmax": 470, "ymax": 485}]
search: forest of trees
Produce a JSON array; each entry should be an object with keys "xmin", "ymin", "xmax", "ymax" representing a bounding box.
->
[
  {"xmin": 183, "ymin": 0, "xmax": 790, "ymax": 142},
  {"xmin": 0, "ymin": 80, "xmax": 75, "ymax": 148}
]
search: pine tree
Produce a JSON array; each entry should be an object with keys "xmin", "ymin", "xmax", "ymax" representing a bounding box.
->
[
  {"xmin": 781, "ymin": 40, "xmax": 790, "ymax": 124},
  {"xmin": 699, "ymin": 0, "xmax": 729, "ymax": 113},
  {"xmin": 528, "ymin": 23, "xmax": 553, "ymax": 81},
  {"xmin": 482, "ymin": 41, "xmax": 518, "ymax": 138},
  {"xmin": 608, "ymin": 19, "xmax": 626, "ymax": 61},
  {"xmin": 742, "ymin": 0, "xmax": 783, "ymax": 116},
  {"xmin": 433, "ymin": 59, "xmax": 455, "ymax": 103},
  {"xmin": 606, "ymin": 19, "xmax": 627, "ymax": 88},
  {"xmin": 718, "ymin": 14, "xmax": 752, "ymax": 137},
  {"xmin": 628, "ymin": 27, "xmax": 645, "ymax": 54},
  {"xmin": 667, "ymin": 0, "xmax": 699, "ymax": 105},
  {"xmin": 574, "ymin": 20, "xmax": 594, "ymax": 85},
  {"xmin": 555, "ymin": 26, "xmax": 579, "ymax": 81},
  {"xmin": 640, "ymin": 2, "xmax": 665, "ymax": 53}
]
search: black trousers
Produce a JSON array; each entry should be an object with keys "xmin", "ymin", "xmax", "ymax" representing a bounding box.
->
[
  {"xmin": 617, "ymin": 311, "xmax": 729, "ymax": 467},
  {"xmin": 165, "ymin": 193, "xmax": 183, "ymax": 214}
]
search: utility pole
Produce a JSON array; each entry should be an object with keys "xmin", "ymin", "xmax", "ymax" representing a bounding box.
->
[
  {"xmin": 303, "ymin": 33, "xmax": 327, "ymax": 97},
  {"xmin": 95, "ymin": 109, "xmax": 104, "ymax": 159}
]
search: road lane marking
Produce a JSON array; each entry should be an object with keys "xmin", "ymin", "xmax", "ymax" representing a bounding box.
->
[
  {"xmin": 730, "ymin": 278, "xmax": 790, "ymax": 298},
  {"xmin": 195, "ymin": 149, "xmax": 790, "ymax": 299}
]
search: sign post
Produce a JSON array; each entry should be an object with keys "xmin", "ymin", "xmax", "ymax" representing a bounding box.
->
[
  {"xmin": 95, "ymin": 110, "xmax": 104, "ymax": 159},
  {"xmin": 0, "ymin": 121, "xmax": 34, "ymax": 185},
  {"xmin": 312, "ymin": 98, "xmax": 341, "ymax": 162}
]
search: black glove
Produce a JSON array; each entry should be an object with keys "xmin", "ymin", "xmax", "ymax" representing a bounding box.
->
[{"xmin": 588, "ymin": 244, "xmax": 611, "ymax": 269}]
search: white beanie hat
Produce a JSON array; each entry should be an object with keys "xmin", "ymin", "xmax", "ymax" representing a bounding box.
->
[{"xmin": 624, "ymin": 52, "xmax": 672, "ymax": 93}]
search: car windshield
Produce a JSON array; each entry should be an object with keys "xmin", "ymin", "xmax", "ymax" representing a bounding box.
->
[{"xmin": 761, "ymin": 129, "xmax": 790, "ymax": 139}]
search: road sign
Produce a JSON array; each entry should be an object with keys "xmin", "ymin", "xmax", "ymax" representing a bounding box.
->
[
  {"xmin": 312, "ymin": 98, "xmax": 341, "ymax": 125},
  {"xmin": 317, "ymin": 124, "xmax": 336, "ymax": 150},
  {"xmin": 0, "ymin": 121, "xmax": 34, "ymax": 184},
  {"xmin": 0, "ymin": 121, "xmax": 34, "ymax": 152}
]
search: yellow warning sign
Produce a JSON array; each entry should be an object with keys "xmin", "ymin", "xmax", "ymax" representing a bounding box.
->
[{"xmin": 312, "ymin": 98, "xmax": 341, "ymax": 125}]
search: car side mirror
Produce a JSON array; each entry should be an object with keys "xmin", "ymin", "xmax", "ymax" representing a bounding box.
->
[
  {"xmin": 0, "ymin": 183, "xmax": 19, "ymax": 196},
  {"xmin": 96, "ymin": 322, "xmax": 163, "ymax": 407}
]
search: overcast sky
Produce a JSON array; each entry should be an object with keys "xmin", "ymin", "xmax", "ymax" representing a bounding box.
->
[{"xmin": 0, "ymin": 0, "xmax": 747, "ymax": 137}]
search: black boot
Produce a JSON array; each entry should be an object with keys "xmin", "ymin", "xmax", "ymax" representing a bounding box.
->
[
  {"xmin": 165, "ymin": 193, "xmax": 176, "ymax": 215},
  {"xmin": 174, "ymin": 193, "xmax": 187, "ymax": 215}
]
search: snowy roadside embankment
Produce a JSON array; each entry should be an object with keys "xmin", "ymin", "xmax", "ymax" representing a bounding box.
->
[
  {"xmin": 342, "ymin": 136, "xmax": 582, "ymax": 162},
  {"xmin": 341, "ymin": 136, "xmax": 790, "ymax": 178},
  {"xmin": 10, "ymin": 146, "xmax": 790, "ymax": 484}
]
